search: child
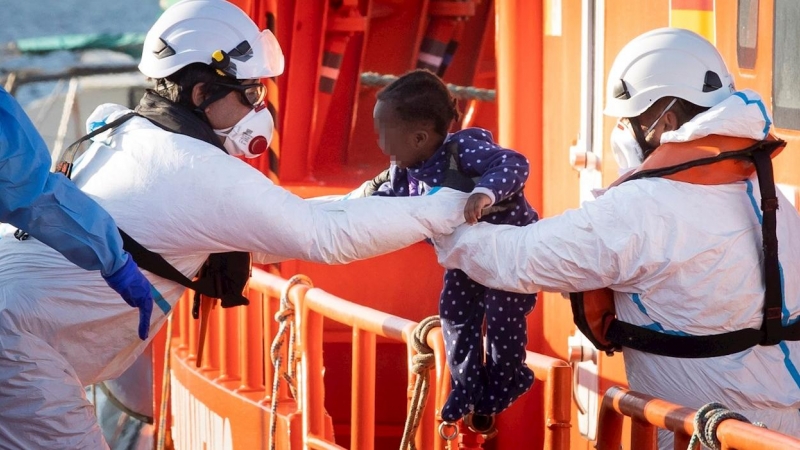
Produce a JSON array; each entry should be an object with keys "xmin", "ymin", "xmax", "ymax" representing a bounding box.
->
[{"xmin": 369, "ymin": 69, "xmax": 538, "ymax": 422}]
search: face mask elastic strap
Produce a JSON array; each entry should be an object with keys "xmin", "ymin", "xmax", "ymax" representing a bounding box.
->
[
  {"xmin": 627, "ymin": 116, "xmax": 654, "ymax": 159},
  {"xmin": 644, "ymin": 98, "xmax": 678, "ymax": 136}
]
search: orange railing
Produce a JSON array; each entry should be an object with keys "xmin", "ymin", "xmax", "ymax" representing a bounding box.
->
[
  {"xmin": 596, "ymin": 386, "xmax": 800, "ymax": 450},
  {"xmin": 166, "ymin": 268, "xmax": 572, "ymax": 449}
]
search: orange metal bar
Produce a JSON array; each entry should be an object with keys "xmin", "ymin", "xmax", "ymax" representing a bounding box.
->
[
  {"xmin": 596, "ymin": 390, "xmax": 626, "ymax": 450},
  {"xmin": 235, "ymin": 288, "xmax": 264, "ymax": 393},
  {"xmin": 630, "ymin": 418, "xmax": 657, "ymax": 449},
  {"xmin": 716, "ymin": 420, "xmax": 800, "ymax": 449},
  {"xmin": 199, "ymin": 299, "xmax": 219, "ymax": 372},
  {"xmin": 597, "ymin": 386, "xmax": 800, "ymax": 450},
  {"xmin": 262, "ymin": 0, "xmax": 281, "ymax": 183},
  {"xmin": 495, "ymin": 0, "xmax": 543, "ymax": 213},
  {"xmin": 526, "ymin": 352, "xmax": 572, "ymax": 450},
  {"xmin": 351, "ymin": 327, "xmax": 376, "ymax": 450},
  {"xmin": 308, "ymin": 33, "xmax": 350, "ymax": 180},
  {"xmin": 215, "ymin": 304, "xmax": 241, "ymax": 383},
  {"xmin": 296, "ymin": 284, "xmax": 327, "ymax": 446},
  {"xmin": 177, "ymin": 290, "xmax": 189, "ymax": 353},
  {"xmin": 150, "ymin": 321, "xmax": 169, "ymax": 448},
  {"xmin": 280, "ymin": 1, "xmax": 328, "ymax": 181},
  {"xmin": 307, "ymin": 1, "xmax": 365, "ymax": 179},
  {"xmin": 301, "ymin": 287, "xmax": 414, "ymax": 340}
]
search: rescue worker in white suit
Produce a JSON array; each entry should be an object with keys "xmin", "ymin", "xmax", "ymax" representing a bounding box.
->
[
  {"xmin": 0, "ymin": 1, "xmax": 469, "ymax": 448},
  {"xmin": 435, "ymin": 28, "xmax": 800, "ymax": 448},
  {"xmin": 0, "ymin": 86, "xmax": 154, "ymax": 341}
]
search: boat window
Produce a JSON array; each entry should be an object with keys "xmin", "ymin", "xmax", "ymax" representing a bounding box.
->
[
  {"xmin": 737, "ymin": 0, "xmax": 758, "ymax": 70},
  {"xmin": 773, "ymin": 0, "xmax": 800, "ymax": 130}
]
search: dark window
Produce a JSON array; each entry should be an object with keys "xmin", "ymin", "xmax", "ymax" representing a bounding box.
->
[
  {"xmin": 773, "ymin": 0, "xmax": 800, "ymax": 130},
  {"xmin": 737, "ymin": 0, "xmax": 758, "ymax": 69}
]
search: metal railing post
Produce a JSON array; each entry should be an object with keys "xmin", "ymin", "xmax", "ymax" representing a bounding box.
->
[{"xmin": 351, "ymin": 327, "xmax": 376, "ymax": 450}]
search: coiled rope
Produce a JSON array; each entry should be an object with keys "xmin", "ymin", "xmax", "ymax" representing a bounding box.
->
[
  {"xmin": 268, "ymin": 275, "xmax": 313, "ymax": 450},
  {"xmin": 688, "ymin": 402, "xmax": 766, "ymax": 450},
  {"xmin": 400, "ymin": 315, "xmax": 442, "ymax": 450}
]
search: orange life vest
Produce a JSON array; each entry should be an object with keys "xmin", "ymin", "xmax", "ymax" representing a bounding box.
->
[{"xmin": 570, "ymin": 134, "xmax": 792, "ymax": 358}]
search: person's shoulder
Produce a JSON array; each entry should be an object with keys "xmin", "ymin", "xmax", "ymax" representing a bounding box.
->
[
  {"xmin": 449, "ymin": 127, "xmax": 495, "ymax": 144},
  {"xmin": 596, "ymin": 177, "xmax": 693, "ymax": 212}
]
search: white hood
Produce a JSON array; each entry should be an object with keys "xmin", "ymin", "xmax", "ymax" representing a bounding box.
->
[{"xmin": 660, "ymin": 89, "xmax": 772, "ymax": 143}]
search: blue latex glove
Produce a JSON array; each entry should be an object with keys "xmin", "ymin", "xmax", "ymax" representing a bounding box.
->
[{"xmin": 103, "ymin": 254, "xmax": 154, "ymax": 340}]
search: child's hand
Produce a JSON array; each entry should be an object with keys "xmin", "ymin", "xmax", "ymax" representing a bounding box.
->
[{"xmin": 464, "ymin": 193, "xmax": 492, "ymax": 224}]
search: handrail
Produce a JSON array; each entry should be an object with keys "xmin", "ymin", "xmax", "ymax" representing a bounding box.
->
[
  {"xmin": 596, "ymin": 386, "xmax": 800, "ymax": 450},
  {"xmin": 274, "ymin": 269, "xmax": 572, "ymax": 450},
  {"xmin": 525, "ymin": 352, "xmax": 572, "ymax": 450},
  {"xmin": 167, "ymin": 268, "xmax": 572, "ymax": 449}
]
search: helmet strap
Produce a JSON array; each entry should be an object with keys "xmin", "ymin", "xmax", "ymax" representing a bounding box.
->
[{"xmin": 194, "ymin": 87, "xmax": 233, "ymax": 119}]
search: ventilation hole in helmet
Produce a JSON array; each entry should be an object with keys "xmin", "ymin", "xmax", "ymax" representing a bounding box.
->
[
  {"xmin": 153, "ymin": 38, "xmax": 176, "ymax": 59},
  {"xmin": 613, "ymin": 79, "xmax": 631, "ymax": 99},
  {"xmin": 229, "ymin": 40, "xmax": 253, "ymax": 59},
  {"xmin": 702, "ymin": 71, "xmax": 723, "ymax": 92}
]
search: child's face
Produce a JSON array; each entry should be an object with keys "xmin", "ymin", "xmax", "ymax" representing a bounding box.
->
[{"xmin": 373, "ymin": 99, "xmax": 430, "ymax": 169}]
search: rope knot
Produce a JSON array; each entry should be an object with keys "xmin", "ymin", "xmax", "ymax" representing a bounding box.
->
[
  {"xmin": 275, "ymin": 307, "xmax": 294, "ymax": 323},
  {"xmin": 411, "ymin": 352, "xmax": 435, "ymax": 375},
  {"xmin": 409, "ymin": 317, "xmax": 439, "ymax": 378}
]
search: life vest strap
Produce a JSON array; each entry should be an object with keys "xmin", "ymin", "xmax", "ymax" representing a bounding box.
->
[
  {"xmin": 606, "ymin": 321, "xmax": 761, "ymax": 358},
  {"xmin": 605, "ymin": 318, "xmax": 800, "ymax": 358},
  {"xmin": 752, "ymin": 148, "xmax": 783, "ymax": 346}
]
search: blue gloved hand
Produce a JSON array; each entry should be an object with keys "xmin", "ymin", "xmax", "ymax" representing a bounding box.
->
[{"xmin": 103, "ymin": 254, "xmax": 154, "ymax": 340}]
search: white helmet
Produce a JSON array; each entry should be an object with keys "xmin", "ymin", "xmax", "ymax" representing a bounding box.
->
[
  {"xmin": 604, "ymin": 28, "xmax": 734, "ymax": 118},
  {"xmin": 139, "ymin": 0, "xmax": 284, "ymax": 80}
]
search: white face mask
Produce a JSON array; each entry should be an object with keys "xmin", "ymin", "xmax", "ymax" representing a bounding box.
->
[
  {"xmin": 612, "ymin": 98, "xmax": 678, "ymax": 171},
  {"xmin": 610, "ymin": 121, "xmax": 643, "ymax": 174},
  {"xmin": 214, "ymin": 103, "xmax": 274, "ymax": 158}
]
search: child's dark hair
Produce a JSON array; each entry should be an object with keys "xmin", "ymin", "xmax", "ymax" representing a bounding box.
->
[{"xmin": 376, "ymin": 69, "xmax": 461, "ymax": 136}]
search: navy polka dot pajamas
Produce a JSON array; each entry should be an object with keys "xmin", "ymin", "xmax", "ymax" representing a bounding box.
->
[{"xmin": 373, "ymin": 128, "xmax": 539, "ymax": 421}]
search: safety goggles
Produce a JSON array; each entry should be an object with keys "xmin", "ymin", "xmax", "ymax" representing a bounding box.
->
[{"xmin": 214, "ymin": 80, "xmax": 267, "ymax": 107}]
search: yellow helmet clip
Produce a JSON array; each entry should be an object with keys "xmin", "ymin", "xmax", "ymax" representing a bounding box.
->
[{"xmin": 211, "ymin": 49, "xmax": 230, "ymax": 77}]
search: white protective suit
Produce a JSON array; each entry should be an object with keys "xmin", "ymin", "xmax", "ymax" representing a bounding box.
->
[
  {"xmin": 435, "ymin": 90, "xmax": 800, "ymax": 444},
  {"xmin": 0, "ymin": 103, "xmax": 469, "ymax": 449}
]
